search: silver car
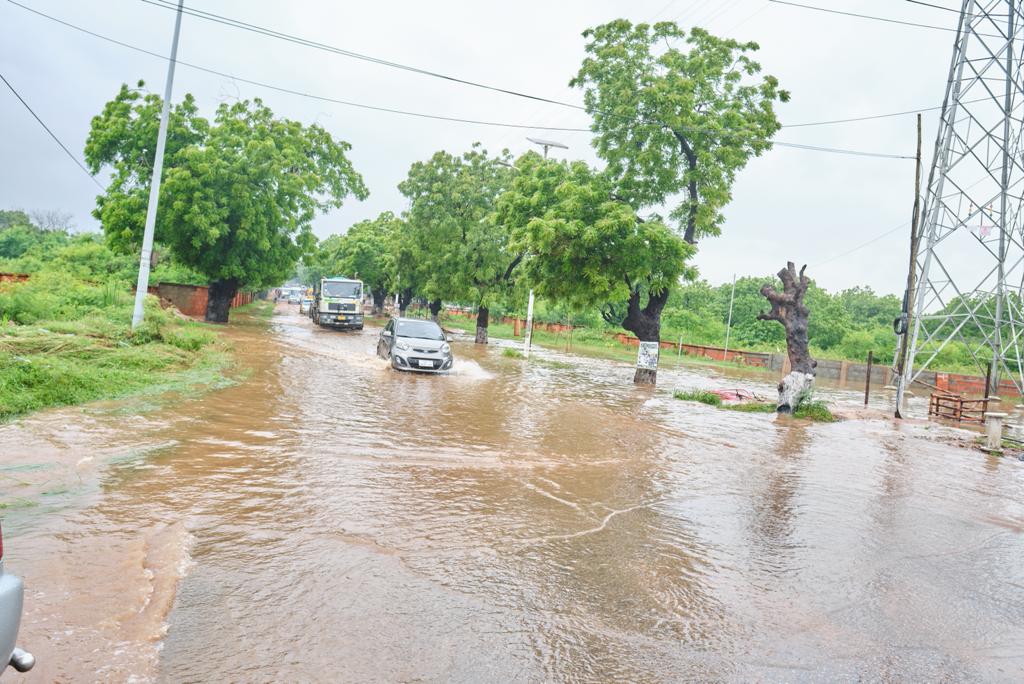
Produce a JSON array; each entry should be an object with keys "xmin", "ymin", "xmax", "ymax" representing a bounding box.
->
[
  {"xmin": 377, "ymin": 318, "xmax": 453, "ymax": 373},
  {"xmin": 1, "ymin": 523, "xmax": 34, "ymax": 674}
]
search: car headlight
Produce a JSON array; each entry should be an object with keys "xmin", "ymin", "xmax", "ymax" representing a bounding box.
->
[
  {"xmin": 396, "ymin": 340, "xmax": 409, "ymax": 351},
  {"xmin": 441, "ymin": 343, "xmax": 451, "ymax": 354}
]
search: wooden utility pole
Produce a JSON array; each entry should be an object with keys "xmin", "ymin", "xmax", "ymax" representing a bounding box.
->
[{"xmin": 895, "ymin": 114, "xmax": 924, "ymax": 419}]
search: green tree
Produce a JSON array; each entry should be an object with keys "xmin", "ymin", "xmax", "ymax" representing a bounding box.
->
[
  {"xmin": 507, "ymin": 158, "xmax": 693, "ymax": 381},
  {"xmin": 399, "ymin": 145, "xmax": 515, "ymax": 340},
  {"xmin": 0, "ymin": 210, "xmax": 31, "ymax": 231},
  {"xmin": 573, "ymin": 21, "xmax": 788, "ymax": 245},
  {"xmin": 85, "ymin": 83, "xmax": 367, "ymax": 322},
  {"xmin": 328, "ymin": 211, "xmax": 402, "ymax": 313},
  {"xmin": 568, "ymin": 20, "xmax": 786, "ymax": 382}
]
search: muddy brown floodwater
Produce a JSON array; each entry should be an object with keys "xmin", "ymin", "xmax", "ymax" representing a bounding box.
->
[{"xmin": 2, "ymin": 303, "xmax": 1023, "ymax": 682}]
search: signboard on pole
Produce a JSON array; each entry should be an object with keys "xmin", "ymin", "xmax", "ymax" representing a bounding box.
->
[{"xmin": 636, "ymin": 341, "xmax": 660, "ymax": 370}]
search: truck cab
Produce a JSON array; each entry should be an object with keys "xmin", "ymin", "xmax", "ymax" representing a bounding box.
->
[{"xmin": 312, "ymin": 277, "xmax": 364, "ymax": 330}]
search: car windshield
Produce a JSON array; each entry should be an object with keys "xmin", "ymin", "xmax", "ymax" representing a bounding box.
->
[
  {"xmin": 323, "ymin": 281, "xmax": 361, "ymax": 298},
  {"xmin": 396, "ymin": 320, "xmax": 445, "ymax": 341}
]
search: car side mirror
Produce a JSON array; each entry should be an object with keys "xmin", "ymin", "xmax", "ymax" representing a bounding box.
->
[{"xmin": 382, "ymin": 330, "xmax": 392, "ymax": 337}]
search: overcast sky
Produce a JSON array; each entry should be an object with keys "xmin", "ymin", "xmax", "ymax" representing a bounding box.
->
[{"xmin": 1, "ymin": 0, "xmax": 956, "ymax": 295}]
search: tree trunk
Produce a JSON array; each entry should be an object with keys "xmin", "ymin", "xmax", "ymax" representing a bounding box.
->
[
  {"xmin": 205, "ymin": 278, "xmax": 239, "ymax": 323},
  {"xmin": 429, "ymin": 299, "xmax": 442, "ymax": 323},
  {"xmin": 371, "ymin": 289, "xmax": 386, "ymax": 314},
  {"xmin": 398, "ymin": 287, "xmax": 413, "ymax": 316},
  {"xmin": 475, "ymin": 306, "xmax": 489, "ymax": 345},
  {"xmin": 758, "ymin": 262, "xmax": 816, "ymax": 412},
  {"xmin": 621, "ymin": 287, "xmax": 670, "ymax": 385}
]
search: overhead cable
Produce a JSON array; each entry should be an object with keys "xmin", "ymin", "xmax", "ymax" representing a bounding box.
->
[
  {"xmin": 4, "ymin": 1, "xmax": 915, "ymax": 160},
  {"xmin": 135, "ymin": 0, "xmax": 588, "ymax": 111},
  {"xmin": 0, "ymin": 71, "xmax": 105, "ymax": 190},
  {"xmin": 768, "ymin": 0, "xmax": 1002, "ymax": 38}
]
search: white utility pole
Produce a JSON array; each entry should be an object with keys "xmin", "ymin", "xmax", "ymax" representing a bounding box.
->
[
  {"xmin": 523, "ymin": 289, "xmax": 535, "ymax": 358},
  {"xmin": 723, "ymin": 273, "xmax": 736, "ymax": 357},
  {"xmin": 131, "ymin": 0, "xmax": 185, "ymax": 330}
]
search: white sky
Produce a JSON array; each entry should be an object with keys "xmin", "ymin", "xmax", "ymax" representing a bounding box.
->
[{"xmin": 0, "ymin": 0, "xmax": 957, "ymax": 295}]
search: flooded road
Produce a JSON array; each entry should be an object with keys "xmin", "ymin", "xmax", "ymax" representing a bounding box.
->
[{"xmin": 2, "ymin": 303, "xmax": 1023, "ymax": 682}]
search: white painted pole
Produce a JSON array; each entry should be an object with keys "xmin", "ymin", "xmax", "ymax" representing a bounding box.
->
[
  {"xmin": 131, "ymin": 0, "xmax": 185, "ymax": 330},
  {"xmin": 524, "ymin": 289, "xmax": 535, "ymax": 358},
  {"xmin": 723, "ymin": 273, "xmax": 737, "ymax": 358}
]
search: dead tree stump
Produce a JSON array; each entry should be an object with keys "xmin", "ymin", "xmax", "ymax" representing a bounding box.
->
[{"xmin": 758, "ymin": 262, "xmax": 817, "ymax": 413}]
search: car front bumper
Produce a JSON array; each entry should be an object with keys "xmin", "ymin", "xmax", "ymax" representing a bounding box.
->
[
  {"xmin": 0, "ymin": 569, "xmax": 32, "ymax": 673},
  {"xmin": 392, "ymin": 352, "xmax": 453, "ymax": 373}
]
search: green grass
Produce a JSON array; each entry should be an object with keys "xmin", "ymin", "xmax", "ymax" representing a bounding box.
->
[
  {"xmin": 502, "ymin": 348, "xmax": 524, "ymax": 359},
  {"xmin": 723, "ymin": 401, "xmax": 777, "ymax": 413},
  {"xmin": 673, "ymin": 389, "xmax": 723, "ymax": 406},
  {"xmin": 0, "ymin": 281, "xmax": 229, "ymax": 421},
  {"xmin": 792, "ymin": 400, "xmax": 836, "ymax": 422},
  {"xmin": 234, "ymin": 298, "xmax": 274, "ymax": 319}
]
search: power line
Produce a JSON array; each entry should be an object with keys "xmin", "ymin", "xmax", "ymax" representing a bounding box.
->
[
  {"xmin": 783, "ymin": 97, "xmax": 988, "ymax": 128},
  {"xmin": 5, "ymin": 0, "xmax": 590, "ymax": 133},
  {"xmin": 135, "ymin": 0, "xmax": 588, "ymax": 112},
  {"xmin": 0, "ymin": 71, "xmax": 105, "ymax": 190},
  {"xmin": 901, "ymin": 0, "xmax": 961, "ymax": 13},
  {"xmin": 5, "ymin": 1, "xmax": 920, "ymax": 161},
  {"xmin": 768, "ymin": 0, "xmax": 1001, "ymax": 38},
  {"xmin": 773, "ymin": 141, "xmax": 914, "ymax": 159},
  {"xmin": 812, "ymin": 220, "xmax": 909, "ymax": 267},
  {"xmin": 7, "ymin": 1, "xmax": 917, "ymax": 160}
]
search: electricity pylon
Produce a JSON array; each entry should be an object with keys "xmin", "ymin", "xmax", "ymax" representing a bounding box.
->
[{"xmin": 897, "ymin": 0, "xmax": 1024, "ymax": 412}]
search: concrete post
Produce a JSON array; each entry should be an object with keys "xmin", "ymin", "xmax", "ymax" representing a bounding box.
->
[{"xmin": 985, "ymin": 412, "xmax": 1007, "ymax": 451}]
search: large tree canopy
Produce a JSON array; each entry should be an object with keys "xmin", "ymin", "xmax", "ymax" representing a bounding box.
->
[
  {"xmin": 316, "ymin": 211, "xmax": 402, "ymax": 312},
  {"xmin": 506, "ymin": 158, "xmax": 693, "ymax": 343},
  {"xmin": 399, "ymin": 144, "xmax": 514, "ymax": 341},
  {"xmin": 572, "ymin": 21, "xmax": 789, "ymax": 244},
  {"xmin": 85, "ymin": 82, "xmax": 368, "ymax": 321}
]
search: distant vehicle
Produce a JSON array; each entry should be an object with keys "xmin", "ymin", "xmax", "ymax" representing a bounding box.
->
[
  {"xmin": 287, "ymin": 291, "xmax": 301, "ymax": 304},
  {"xmin": 377, "ymin": 317, "xmax": 453, "ymax": 372},
  {"xmin": 299, "ymin": 297, "xmax": 313, "ymax": 315},
  {"xmin": 312, "ymin": 277, "xmax": 364, "ymax": 330},
  {"xmin": 0, "ymin": 522, "xmax": 34, "ymax": 674}
]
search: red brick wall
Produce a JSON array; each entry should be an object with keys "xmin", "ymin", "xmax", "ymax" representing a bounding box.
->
[{"xmin": 0, "ymin": 272, "xmax": 30, "ymax": 283}]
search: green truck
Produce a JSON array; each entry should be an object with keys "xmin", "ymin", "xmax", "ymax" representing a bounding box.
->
[{"xmin": 311, "ymin": 277, "xmax": 364, "ymax": 330}]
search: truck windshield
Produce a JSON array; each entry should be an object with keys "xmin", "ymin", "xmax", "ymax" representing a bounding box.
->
[
  {"xmin": 323, "ymin": 281, "xmax": 361, "ymax": 298},
  {"xmin": 396, "ymin": 320, "xmax": 445, "ymax": 340}
]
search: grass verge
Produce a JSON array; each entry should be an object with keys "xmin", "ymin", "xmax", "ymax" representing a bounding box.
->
[
  {"xmin": 1, "ymin": 282, "xmax": 229, "ymax": 421},
  {"xmin": 673, "ymin": 390, "xmax": 837, "ymax": 422}
]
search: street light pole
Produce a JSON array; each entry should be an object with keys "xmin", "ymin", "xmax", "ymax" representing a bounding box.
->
[{"xmin": 131, "ymin": 0, "xmax": 184, "ymax": 330}]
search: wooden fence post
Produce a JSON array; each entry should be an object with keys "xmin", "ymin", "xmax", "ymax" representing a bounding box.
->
[{"xmin": 864, "ymin": 351, "xmax": 874, "ymax": 407}]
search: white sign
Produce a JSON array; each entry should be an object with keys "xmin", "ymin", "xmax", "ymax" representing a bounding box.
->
[{"xmin": 636, "ymin": 341, "xmax": 660, "ymax": 370}]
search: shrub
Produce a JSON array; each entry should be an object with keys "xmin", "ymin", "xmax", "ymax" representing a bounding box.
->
[{"xmin": 793, "ymin": 400, "xmax": 835, "ymax": 422}]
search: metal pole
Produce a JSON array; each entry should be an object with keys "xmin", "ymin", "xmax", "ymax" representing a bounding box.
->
[
  {"xmin": 131, "ymin": 0, "xmax": 184, "ymax": 330},
  {"xmin": 523, "ymin": 289, "xmax": 535, "ymax": 358},
  {"xmin": 992, "ymin": 0, "xmax": 1016, "ymax": 396},
  {"xmin": 676, "ymin": 335, "xmax": 683, "ymax": 366},
  {"xmin": 723, "ymin": 273, "xmax": 736, "ymax": 357},
  {"xmin": 895, "ymin": 114, "xmax": 924, "ymax": 415}
]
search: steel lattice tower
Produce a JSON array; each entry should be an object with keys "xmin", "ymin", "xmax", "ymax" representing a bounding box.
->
[{"xmin": 898, "ymin": 0, "xmax": 1024, "ymax": 407}]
